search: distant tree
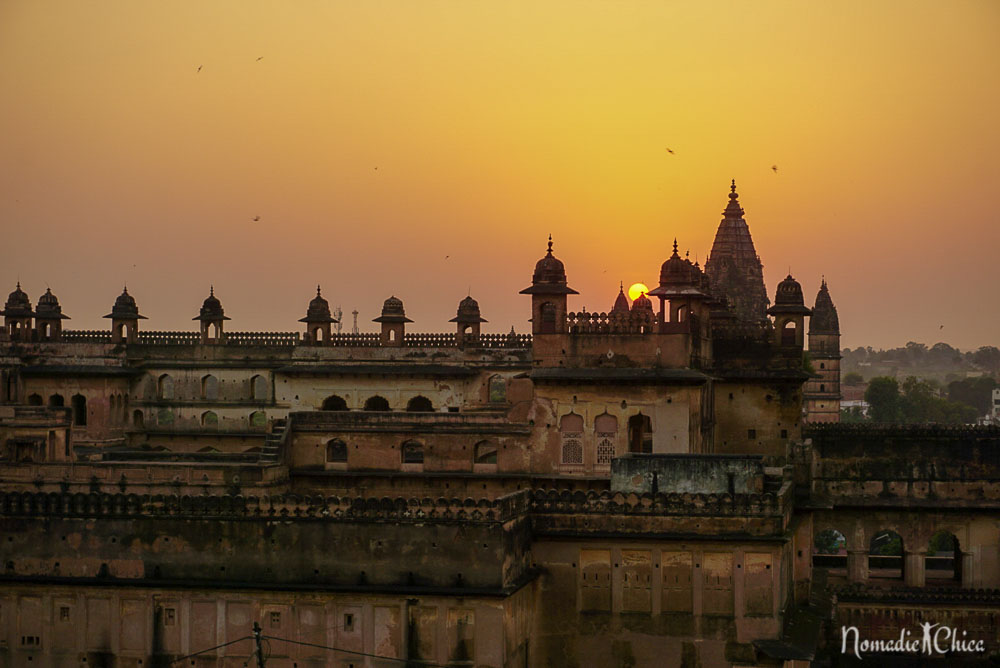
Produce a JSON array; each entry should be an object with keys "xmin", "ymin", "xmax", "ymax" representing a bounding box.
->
[
  {"xmin": 948, "ymin": 376, "xmax": 998, "ymax": 416},
  {"xmin": 843, "ymin": 372, "xmax": 864, "ymax": 385},
  {"xmin": 972, "ymin": 346, "xmax": 1000, "ymax": 373},
  {"xmin": 898, "ymin": 376, "xmax": 979, "ymax": 424},
  {"xmin": 866, "ymin": 377, "xmax": 901, "ymax": 423}
]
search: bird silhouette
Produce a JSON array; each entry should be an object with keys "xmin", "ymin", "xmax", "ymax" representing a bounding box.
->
[
  {"xmin": 253, "ymin": 216, "xmax": 261, "ymax": 222},
  {"xmin": 197, "ymin": 65, "xmax": 202, "ymax": 73},
  {"xmin": 256, "ymin": 56, "xmax": 264, "ymax": 62},
  {"xmin": 771, "ymin": 165, "xmax": 778, "ymax": 173},
  {"xmin": 666, "ymin": 148, "xmax": 674, "ymax": 154},
  {"xmin": 940, "ymin": 325, "xmax": 944, "ymax": 329}
]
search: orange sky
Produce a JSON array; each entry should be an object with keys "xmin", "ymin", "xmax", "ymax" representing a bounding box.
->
[{"xmin": 0, "ymin": 1, "xmax": 998, "ymax": 350}]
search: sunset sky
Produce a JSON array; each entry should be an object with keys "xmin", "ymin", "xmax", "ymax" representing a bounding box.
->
[{"xmin": 1, "ymin": 1, "xmax": 997, "ymax": 350}]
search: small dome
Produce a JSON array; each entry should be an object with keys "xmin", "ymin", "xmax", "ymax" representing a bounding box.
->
[
  {"xmin": 632, "ymin": 291, "xmax": 653, "ymax": 311},
  {"xmin": 659, "ymin": 240, "xmax": 697, "ymax": 286},
  {"xmin": 2, "ymin": 282, "xmax": 32, "ymax": 316},
  {"xmin": 193, "ymin": 286, "xmax": 229, "ymax": 321},
  {"xmin": 774, "ymin": 274, "xmax": 805, "ymax": 306},
  {"xmin": 810, "ymin": 279, "xmax": 840, "ymax": 334},
  {"xmin": 519, "ymin": 236, "xmax": 578, "ymax": 296},
  {"xmin": 611, "ymin": 283, "xmax": 630, "ymax": 313},
  {"xmin": 533, "ymin": 236, "xmax": 566, "ymax": 285},
  {"xmin": 104, "ymin": 286, "xmax": 146, "ymax": 320},
  {"xmin": 35, "ymin": 288, "xmax": 69, "ymax": 319},
  {"xmin": 450, "ymin": 295, "xmax": 487, "ymax": 323},
  {"xmin": 373, "ymin": 295, "xmax": 413, "ymax": 323},
  {"xmin": 300, "ymin": 285, "xmax": 337, "ymax": 323}
]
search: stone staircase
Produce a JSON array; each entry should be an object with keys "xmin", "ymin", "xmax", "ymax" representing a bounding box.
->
[{"xmin": 259, "ymin": 418, "xmax": 286, "ymax": 464}]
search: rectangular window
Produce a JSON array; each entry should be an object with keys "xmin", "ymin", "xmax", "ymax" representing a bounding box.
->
[
  {"xmin": 747, "ymin": 429, "xmax": 756, "ymax": 440},
  {"xmin": 21, "ymin": 636, "xmax": 41, "ymax": 647},
  {"xmin": 164, "ymin": 608, "xmax": 176, "ymax": 626},
  {"xmin": 59, "ymin": 606, "xmax": 70, "ymax": 621},
  {"xmin": 270, "ymin": 611, "xmax": 281, "ymax": 628},
  {"xmin": 780, "ymin": 429, "xmax": 788, "ymax": 439},
  {"xmin": 343, "ymin": 613, "xmax": 354, "ymax": 631}
]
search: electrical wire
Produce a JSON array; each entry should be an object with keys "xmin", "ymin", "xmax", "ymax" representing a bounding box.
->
[
  {"xmin": 168, "ymin": 635, "xmax": 253, "ymax": 666},
  {"xmin": 262, "ymin": 633, "xmax": 451, "ymax": 667}
]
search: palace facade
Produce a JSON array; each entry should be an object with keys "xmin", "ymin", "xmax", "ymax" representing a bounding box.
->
[{"xmin": 0, "ymin": 184, "xmax": 997, "ymax": 668}]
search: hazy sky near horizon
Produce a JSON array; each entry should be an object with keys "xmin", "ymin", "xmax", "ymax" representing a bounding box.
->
[{"xmin": 1, "ymin": 1, "xmax": 998, "ymax": 350}]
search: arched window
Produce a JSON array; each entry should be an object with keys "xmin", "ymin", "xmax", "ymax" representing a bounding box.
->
[
  {"xmin": 812, "ymin": 529, "xmax": 847, "ymax": 571},
  {"xmin": 594, "ymin": 413, "xmax": 618, "ymax": 465},
  {"xmin": 926, "ymin": 530, "xmax": 961, "ymax": 584},
  {"xmin": 48, "ymin": 394, "xmax": 64, "ymax": 408},
  {"xmin": 27, "ymin": 393, "xmax": 43, "ymax": 406},
  {"xmin": 251, "ymin": 375, "xmax": 268, "ymax": 401},
  {"xmin": 781, "ymin": 321, "xmax": 796, "ymax": 346},
  {"xmin": 157, "ymin": 409, "xmax": 174, "ymax": 426},
  {"xmin": 326, "ymin": 439, "xmax": 347, "ymax": 463},
  {"xmin": 406, "ymin": 395, "xmax": 433, "ymax": 412},
  {"xmin": 540, "ymin": 302, "xmax": 557, "ymax": 334},
  {"xmin": 869, "ymin": 530, "xmax": 904, "ymax": 580},
  {"xmin": 201, "ymin": 375, "xmax": 219, "ymax": 401},
  {"xmin": 322, "ymin": 395, "xmax": 348, "ymax": 411},
  {"xmin": 71, "ymin": 394, "xmax": 87, "ymax": 427},
  {"xmin": 158, "ymin": 374, "xmax": 174, "ymax": 400},
  {"xmin": 133, "ymin": 410, "xmax": 144, "ymax": 428},
  {"xmin": 364, "ymin": 395, "xmax": 390, "ymax": 411},
  {"xmin": 488, "ymin": 375, "xmax": 507, "ymax": 403},
  {"xmin": 474, "ymin": 440, "xmax": 497, "ymax": 465},
  {"xmin": 820, "ymin": 384, "xmax": 825, "ymax": 392},
  {"xmin": 820, "ymin": 362, "xmax": 825, "ymax": 369},
  {"xmin": 627, "ymin": 413, "xmax": 653, "ymax": 453},
  {"xmin": 560, "ymin": 413, "xmax": 584, "ymax": 465},
  {"xmin": 249, "ymin": 411, "xmax": 266, "ymax": 429},
  {"xmin": 401, "ymin": 440, "xmax": 424, "ymax": 464},
  {"xmin": 201, "ymin": 411, "xmax": 219, "ymax": 428}
]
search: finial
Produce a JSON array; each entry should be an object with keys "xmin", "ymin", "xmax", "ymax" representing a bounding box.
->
[
  {"xmin": 316, "ymin": 284, "xmax": 322, "ymax": 297},
  {"xmin": 123, "ymin": 284, "xmax": 128, "ymax": 295},
  {"xmin": 620, "ymin": 280, "xmax": 624, "ymax": 291},
  {"xmin": 685, "ymin": 249, "xmax": 689, "ymax": 259},
  {"xmin": 547, "ymin": 234, "xmax": 553, "ymax": 254},
  {"xmin": 210, "ymin": 285, "xmax": 214, "ymax": 297},
  {"xmin": 731, "ymin": 179, "xmax": 736, "ymax": 193},
  {"xmin": 672, "ymin": 238, "xmax": 678, "ymax": 253},
  {"xmin": 16, "ymin": 280, "xmax": 21, "ymax": 290}
]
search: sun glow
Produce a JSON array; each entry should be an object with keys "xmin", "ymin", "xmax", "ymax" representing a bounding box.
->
[{"xmin": 627, "ymin": 283, "xmax": 650, "ymax": 301}]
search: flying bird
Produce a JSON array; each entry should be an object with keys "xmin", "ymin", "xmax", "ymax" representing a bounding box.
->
[
  {"xmin": 252, "ymin": 216, "xmax": 261, "ymax": 222},
  {"xmin": 197, "ymin": 65, "xmax": 202, "ymax": 73},
  {"xmin": 771, "ymin": 165, "xmax": 778, "ymax": 173},
  {"xmin": 444, "ymin": 255, "xmax": 450, "ymax": 260},
  {"xmin": 256, "ymin": 56, "xmax": 264, "ymax": 62},
  {"xmin": 940, "ymin": 325, "xmax": 944, "ymax": 329},
  {"xmin": 666, "ymin": 148, "xmax": 674, "ymax": 154}
]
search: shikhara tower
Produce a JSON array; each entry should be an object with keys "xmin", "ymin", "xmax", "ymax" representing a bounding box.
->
[{"xmin": 704, "ymin": 180, "xmax": 770, "ymax": 323}]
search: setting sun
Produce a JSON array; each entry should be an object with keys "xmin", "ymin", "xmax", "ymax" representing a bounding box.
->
[{"xmin": 628, "ymin": 283, "xmax": 650, "ymax": 301}]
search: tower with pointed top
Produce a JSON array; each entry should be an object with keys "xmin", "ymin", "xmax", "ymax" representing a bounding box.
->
[
  {"xmin": 193, "ymin": 287, "xmax": 230, "ymax": 344},
  {"xmin": 299, "ymin": 286, "xmax": 338, "ymax": 345},
  {"xmin": 450, "ymin": 296, "xmax": 487, "ymax": 348},
  {"xmin": 804, "ymin": 279, "xmax": 842, "ymax": 423},
  {"xmin": 704, "ymin": 181, "xmax": 770, "ymax": 322},
  {"xmin": 34, "ymin": 288, "xmax": 70, "ymax": 341},
  {"xmin": 373, "ymin": 296, "xmax": 412, "ymax": 346},
  {"xmin": 104, "ymin": 286, "xmax": 146, "ymax": 344},
  {"xmin": 2, "ymin": 283, "xmax": 33, "ymax": 342},
  {"xmin": 519, "ymin": 236, "xmax": 577, "ymax": 339}
]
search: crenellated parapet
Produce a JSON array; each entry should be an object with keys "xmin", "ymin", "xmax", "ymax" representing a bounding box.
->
[
  {"xmin": 566, "ymin": 309, "xmax": 657, "ymax": 335},
  {"xmin": 0, "ymin": 489, "xmax": 532, "ymax": 524},
  {"xmin": 529, "ymin": 487, "xmax": 789, "ymax": 518},
  {"xmin": 834, "ymin": 583, "xmax": 1000, "ymax": 605},
  {"xmin": 52, "ymin": 330, "xmax": 532, "ymax": 349}
]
